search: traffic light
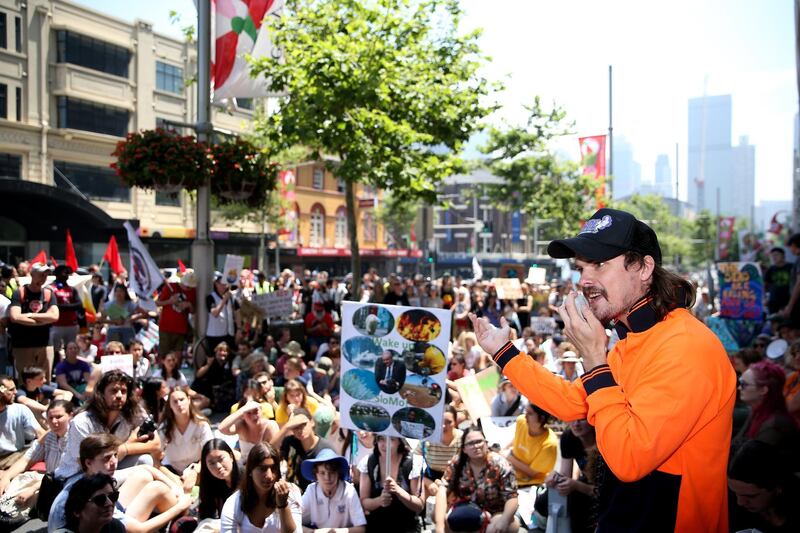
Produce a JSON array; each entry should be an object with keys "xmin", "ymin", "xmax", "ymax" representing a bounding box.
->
[{"xmin": 427, "ymin": 251, "xmax": 437, "ymax": 264}]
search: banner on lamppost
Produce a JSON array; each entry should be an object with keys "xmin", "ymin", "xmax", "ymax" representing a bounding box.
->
[
  {"xmin": 717, "ymin": 216, "xmax": 736, "ymax": 260},
  {"xmin": 339, "ymin": 302, "xmax": 451, "ymax": 442},
  {"xmin": 578, "ymin": 135, "xmax": 606, "ymax": 178}
]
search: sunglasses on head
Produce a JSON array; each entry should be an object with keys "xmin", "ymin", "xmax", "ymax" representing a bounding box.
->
[{"xmin": 88, "ymin": 490, "xmax": 119, "ymax": 506}]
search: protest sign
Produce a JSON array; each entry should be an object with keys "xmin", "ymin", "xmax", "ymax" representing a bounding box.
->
[
  {"xmin": 717, "ymin": 262, "xmax": 764, "ymax": 320},
  {"xmin": 100, "ymin": 354, "xmax": 134, "ymax": 377},
  {"xmin": 480, "ymin": 416, "xmax": 517, "ymax": 449},
  {"xmin": 339, "ymin": 302, "xmax": 451, "ymax": 442},
  {"xmin": 252, "ymin": 290, "xmax": 293, "ymax": 318},
  {"xmin": 530, "ymin": 316, "xmax": 557, "ymax": 336},
  {"xmin": 453, "ymin": 366, "xmax": 501, "ymax": 422},
  {"xmin": 491, "ymin": 278, "xmax": 523, "ymax": 300},
  {"xmin": 222, "ymin": 255, "xmax": 245, "ymax": 286},
  {"xmin": 526, "ymin": 267, "xmax": 547, "ymax": 285},
  {"xmin": 136, "ymin": 321, "xmax": 159, "ymax": 353}
]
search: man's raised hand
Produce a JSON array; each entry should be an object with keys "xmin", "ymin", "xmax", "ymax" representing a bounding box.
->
[{"xmin": 468, "ymin": 313, "xmax": 512, "ymax": 356}]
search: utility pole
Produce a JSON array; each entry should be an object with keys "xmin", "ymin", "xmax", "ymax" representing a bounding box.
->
[
  {"xmin": 608, "ymin": 65, "xmax": 614, "ymax": 197},
  {"xmin": 192, "ymin": 0, "xmax": 213, "ymax": 339}
]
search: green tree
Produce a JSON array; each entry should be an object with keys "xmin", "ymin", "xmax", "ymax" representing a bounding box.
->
[
  {"xmin": 375, "ymin": 192, "xmax": 422, "ymax": 250},
  {"xmin": 611, "ymin": 194, "xmax": 691, "ymax": 266},
  {"xmin": 690, "ymin": 209, "xmax": 716, "ymax": 266},
  {"xmin": 250, "ymin": 0, "xmax": 493, "ymax": 294},
  {"xmin": 479, "ymin": 98, "xmax": 603, "ymax": 238}
]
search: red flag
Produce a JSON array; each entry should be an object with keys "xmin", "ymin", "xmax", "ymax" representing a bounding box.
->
[
  {"xmin": 579, "ymin": 135, "xmax": 607, "ymax": 179},
  {"xmin": 65, "ymin": 229, "xmax": 79, "ymax": 271},
  {"xmin": 30, "ymin": 249, "xmax": 46, "ymax": 265},
  {"xmin": 177, "ymin": 259, "xmax": 187, "ymax": 274},
  {"xmin": 50, "ymin": 256, "xmax": 59, "ymax": 266},
  {"xmin": 103, "ymin": 236, "xmax": 125, "ymax": 275}
]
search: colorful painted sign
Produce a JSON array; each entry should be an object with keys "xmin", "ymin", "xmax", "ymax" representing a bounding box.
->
[
  {"xmin": 339, "ymin": 302, "xmax": 451, "ymax": 442},
  {"xmin": 717, "ymin": 262, "xmax": 764, "ymax": 320}
]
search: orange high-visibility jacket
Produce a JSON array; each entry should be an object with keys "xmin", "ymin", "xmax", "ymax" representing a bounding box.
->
[{"xmin": 494, "ymin": 301, "xmax": 736, "ymax": 532}]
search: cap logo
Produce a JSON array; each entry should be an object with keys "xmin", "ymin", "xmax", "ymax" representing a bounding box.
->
[{"xmin": 579, "ymin": 215, "xmax": 612, "ymax": 235}]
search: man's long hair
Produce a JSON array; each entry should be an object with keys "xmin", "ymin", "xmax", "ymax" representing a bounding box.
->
[
  {"xmin": 623, "ymin": 251, "xmax": 696, "ymax": 321},
  {"xmin": 85, "ymin": 370, "xmax": 138, "ymax": 425}
]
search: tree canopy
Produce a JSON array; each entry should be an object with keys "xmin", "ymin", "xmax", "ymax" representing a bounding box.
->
[{"xmin": 250, "ymin": 0, "xmax": 494, "ymax": 291}]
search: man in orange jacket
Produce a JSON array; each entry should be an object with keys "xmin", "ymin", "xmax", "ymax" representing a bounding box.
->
[{"xmin": 470, "ymin": 208, "xmax": 736, "ymax": 532}]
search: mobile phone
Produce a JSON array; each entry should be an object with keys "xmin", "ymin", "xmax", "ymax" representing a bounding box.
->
[{"xmin": 574, "ymin": 292, "xmax": 589, "ymax": 320}]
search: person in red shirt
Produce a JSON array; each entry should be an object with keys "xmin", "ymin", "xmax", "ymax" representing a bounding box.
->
[
  {"xmin": 50, "ymin": 265, "xmax": 82, "ymax": 352},
  {"xmin": 304, "ymin": 302, "xmax": 334, "ymax": 359},
  {"xmin": 155, "ymin": 270, "xmax": 197, "ymax": 357}
]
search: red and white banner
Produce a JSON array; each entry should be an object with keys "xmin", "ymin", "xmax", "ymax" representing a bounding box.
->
[
  {"xmin": 717, "ymin": 216, "xmax": 736, "ymax": 260},
  {"xmin": 579, "ymin": 135, "xmax": 606, "ymax": 179},
  {"xmin": 212, "ymin": 0, "xmax": 285, "ymax": 101}
]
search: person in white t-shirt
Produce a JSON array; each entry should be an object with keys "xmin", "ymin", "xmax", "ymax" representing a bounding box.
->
[
  {"xmin": 300, "ymin": 448, "xmax": 366, "ymax": 533},
  {"xmin": 158, "ymin": 388, "xmax": 214, "ymax": 491}
]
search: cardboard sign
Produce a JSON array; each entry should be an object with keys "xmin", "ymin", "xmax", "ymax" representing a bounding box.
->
[
  {"xmin": 252, "ymin": 290, "xmax": 294, "ymax": 319},
  {"xmin": 100, "ymin": 354, "xmax": 134, "ymax": 377},
  {"xmin": 491, "ymin": 278, "xmax": 523, "ymax": 300},
  {"xmin": 526, "ymin": 267, "xmax": 547, "ymax": 285},
  {"xmin": 222, "ymin": 255, "xmax": 245, "ymax": 286},
  {"xmin": 453, "ymin": 366, "xmax": 501, "ymax": 422},
  {"xmin": 339, "ymin": 302, "xmax": 452, "ymax": 442},
  {"xmin": 717, "ymin": 262, "xmax": 764, "ymax": 320},
  {"xmin": 530, "ymin": 316, "xmax": 557, "ymax": 336},
  {"xmin": 480, "ymin": 416, "xmax": 518, "ymax": 449}
]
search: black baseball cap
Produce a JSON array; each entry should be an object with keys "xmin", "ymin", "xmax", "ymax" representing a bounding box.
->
[{"xmin": 547, "ymin": 208, "xmax": 662, "ymax": 265}]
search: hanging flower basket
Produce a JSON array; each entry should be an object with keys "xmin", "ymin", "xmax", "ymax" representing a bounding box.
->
[
  {"xmin": 111, "ymin": 129, "xmax": 209, "ymax": 191},
  {"xmin": 210, "ymin": 138, "xmax": 278, "ymax": 208}
]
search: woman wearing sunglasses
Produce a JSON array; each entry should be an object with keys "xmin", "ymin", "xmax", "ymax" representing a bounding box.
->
[{"xmin": 60, "ymin": 473, "xmax": 125, "ymax": 533}]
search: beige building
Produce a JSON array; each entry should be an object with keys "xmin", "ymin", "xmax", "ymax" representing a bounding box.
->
[{"xmin": 0, "ymin": 0, "xmax": 407, "ymax": 275}]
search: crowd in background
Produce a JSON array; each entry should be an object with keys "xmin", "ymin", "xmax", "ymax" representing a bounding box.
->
[{"xmin": 0, "ymin": 255, "xmax": 797, "ymax": 532}]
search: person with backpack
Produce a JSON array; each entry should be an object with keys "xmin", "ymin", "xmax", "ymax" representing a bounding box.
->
[
  {"xmin": 358, "ymin": 435, "xmax": 425, "ymax": 533},
  {"xmin": 8, "ymin": 262, "xmax": 59, "ymax": 382}
]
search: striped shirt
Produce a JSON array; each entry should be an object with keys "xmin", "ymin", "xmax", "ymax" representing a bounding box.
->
[
  {"xmin": 24, "ymin": 431, "xmax": 67, "ymax": 473},
  {"xmin": 415, "ymin": 429, "xmax": 462, "ymax": 473}
]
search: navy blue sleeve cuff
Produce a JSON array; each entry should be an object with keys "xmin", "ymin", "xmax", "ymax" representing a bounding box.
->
[
  {"xmin": 580, "ymin": 364, "xmax": 617, "ymax": 395},
  {"xmin": 493, "ymin": 341, "xmax": 520, "ymax": 370}
]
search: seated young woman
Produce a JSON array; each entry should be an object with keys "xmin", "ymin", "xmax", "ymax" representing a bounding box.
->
[
  {"xmin": 158, "ymin": 387, "xmax": 214, "ymax": 492},
  {"xmin": 220, "ymin": 442, "xmax": 302, "ymax": 533}
]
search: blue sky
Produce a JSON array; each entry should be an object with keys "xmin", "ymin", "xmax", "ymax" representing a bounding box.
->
[{"xmin": 74, "ymin": 0, "xmax": 796, "ymax": 206}]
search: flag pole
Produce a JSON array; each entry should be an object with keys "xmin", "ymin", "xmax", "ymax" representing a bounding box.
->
[
  {"xmin": 608, "ymin": 65, "xmax": 613, "ymax": 199},
  {"xmin": 192, "ymin": 0, "xmax": 214, "ymax": 339}
]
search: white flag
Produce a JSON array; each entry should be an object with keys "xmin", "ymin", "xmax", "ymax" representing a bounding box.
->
[
  {"xmin": 124, "ymin": 222, "xmax": 164, "ymax": 306},
  {"xmin": 472, "ymin": 256, "xmax": 483, "ymax": 281}
]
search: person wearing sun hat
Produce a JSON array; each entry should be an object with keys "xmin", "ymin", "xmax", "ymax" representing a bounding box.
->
[
  {"xmin": 300, "ymin": 448, "xmax": 367, "ymax": 532},
  {"xmin": 470, "ymin": 208, "xmax": 737, "ymax": 531},
  {"xmin": 557, "ymin": 350, "xmax": 584, "ymax": 383}
]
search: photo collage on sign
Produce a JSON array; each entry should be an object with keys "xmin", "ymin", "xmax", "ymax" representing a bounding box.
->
[{"xmin": 339, "ymin": 302, "xmax": 451, "ymax": 441}]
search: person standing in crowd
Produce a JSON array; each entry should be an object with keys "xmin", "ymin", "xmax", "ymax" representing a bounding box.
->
[
  {"xmin": 90, "ymin": 273, "xmax": 108, "ymax": 316},
  {"xmin": 304, "ymin": 302, "xmax": 335, "ymax": 358},
  {"xmin": 433, "ymin": 425, "xmax": 519, "ymax": 533},
  {"xmin": 504, "ymin": 404, "xmax": 558, "ymax": 488},
  {"xmin": 49, "ymin": 265, "xmax": 82, "ymax": 352},
  {"xmin": 220, "ymin": 443, "xmax": 302, "ymax": 533},
  {"xmin": 7, "ymin": 262, "xmax": 59, "ymax": 382},
  {"xmin": 198, "ymin": 439, "xmax": 241, "ymax": 521},
  {"xmin": 470, "ymin": 208, "xmax": 737, "ymax": 531},
  {"xmin": 359, "ymin": 435, "xmax": 424, "ymax": 533},
  {"xmin": 765, "ymin": 247, "xmax": 792, "ymax": 315},
  {"xmin": 300, "ymin": 449, "xmax": 367, "ymax": 533},
  {"xmin": 55, "ymin": 370, "xmax": 159, "ymax": 480},
  {"xmin": 155, "ymin": 269, "xmax": 196, "ymax": 358},
  {"xmin": 0, "ymin": 374, "xmax": 45, "ymax": 470},
  {"xmin": 383, "ymin": 278, "xmax": 410, "ymax": 307},
  {"xmin": 207, "ymin": 274, "xmax": 236, "ymax": 352}
]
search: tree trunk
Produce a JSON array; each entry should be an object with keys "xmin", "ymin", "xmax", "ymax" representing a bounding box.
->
[{"xmin": 345, "ymin": 178, "xmax": 361, "ymax": 298}]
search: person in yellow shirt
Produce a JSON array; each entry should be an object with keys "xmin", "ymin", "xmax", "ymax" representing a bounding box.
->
[{"xmin": 504, "ymin": 404, "xmax": 558, "ymax": 487}]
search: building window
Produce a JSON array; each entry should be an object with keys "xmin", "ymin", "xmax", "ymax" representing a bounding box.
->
[
  {"xmin": 0, "ymin": 153, "xmax": 21, "ymax": 178},
  {"xmin": 0, "ymin": 84, "xmax": 6, "ymax": 119},
  {"xmin": 363, "ymin": 211, "xmax": 376, "ymax": 242},
  {"xmin": 309, "ymin": 204, "xmax": 325, "ymax": 247},
  {"xmin": 235, "ymin": 97, "xmax": 253, "ymax": 110},
  {"xmin": 334, "ymin": 206, "xmax": 348, "ymax": 247},
  {"xmin": 57, "ymin": 96, "xmax": 129, "ymax": 137},
  {"xmin": 15, "ymin": 87, "xmax": 20, "ymax": 121},
  {"xmin": 362, "ymin": 184, "xmax": 376, "ymax": 197},
  {"xmin": 155, "ymin": 191, "xmax": 181, "ymax": 207},
  {"xmin": 14, "ymin": 16, "xmax": 20, "ymax": 53},
  {"xmin": 54, "ymin": 160, "xmax": 130, "ymax": 202},
  {"xmin": 0, "ymin": 13, "xmax": 6, "ymax": 49},
  {"xmin": 156, "ymin": 61, "xmax": 184, "ymax": 94},
  {"xmin": 55, "ymin": 30, "xmax": 130, "ymax": 78},
  {"xmin": 312, "ymin": 167, "xmax": 324, "ymax": 190},
  {"xmin": 336, "ymin": 178, "xmax": 345, "ymax": 193}
]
